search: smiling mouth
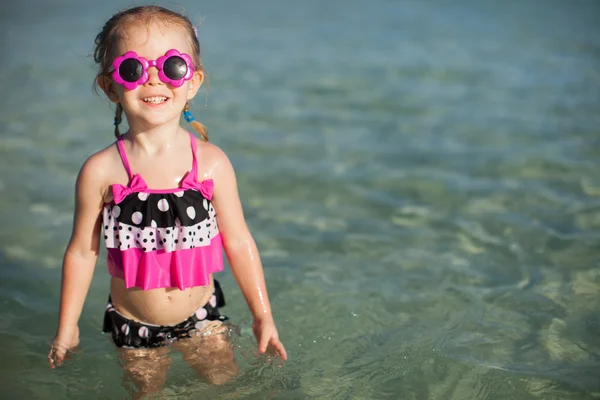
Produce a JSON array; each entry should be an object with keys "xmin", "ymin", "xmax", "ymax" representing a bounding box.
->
[{"xmin": 143, "ymin": 96, "xmax": 169, "ymax": 104}]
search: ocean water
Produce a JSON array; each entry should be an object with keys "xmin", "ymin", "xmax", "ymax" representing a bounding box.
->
[{"xmin": 1, "ymin": 0, "xmax": 599, "ymax": 398}]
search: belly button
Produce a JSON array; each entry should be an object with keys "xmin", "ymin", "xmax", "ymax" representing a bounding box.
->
[{"xmin": 167, "ymin": 295, "xmax": 172, "ymax": 301}]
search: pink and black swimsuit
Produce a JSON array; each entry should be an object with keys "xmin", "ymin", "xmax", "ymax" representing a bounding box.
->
[
  {"xmin": 103, "ymin": 131, "xmax": 224, "ymax": 290},
  {"xmin": 101, "ymin": 132, "xmax": 228, "ymax": 348}
]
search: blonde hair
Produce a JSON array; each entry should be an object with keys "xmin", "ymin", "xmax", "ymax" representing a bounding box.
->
[{"xmin": 93, "ymin": 6, "xmax": 208, "ymax": 140}]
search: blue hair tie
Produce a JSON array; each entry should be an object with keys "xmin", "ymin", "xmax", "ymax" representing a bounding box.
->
[
  {"xmin": 183, "ymin": 109, "xmax": 195, "ymax": 123},
  {"xmin": 113, "ymin": 117, "xmax": 119, "ymax": 126}
]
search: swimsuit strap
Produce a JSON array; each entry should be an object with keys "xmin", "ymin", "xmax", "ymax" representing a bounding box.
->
[
  {"xmin": 189, "ymin": 131, "xmax": 198, "ymax": 180},
  {"xmin": 116, "ymin": 135, "xmax": 134, "ymax": 181}
]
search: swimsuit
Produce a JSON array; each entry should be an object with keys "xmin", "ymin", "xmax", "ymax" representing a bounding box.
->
[
  {"xmin": 101, "ymin": 132, "xmax": 227, "ymax": 348},
  {"xmin": 103, "ymin": 280, "xmax": 228, "ymax": 348},
  {"xmin": 102, "ymin": 131, "xmax": 224, "ymax": 290}
]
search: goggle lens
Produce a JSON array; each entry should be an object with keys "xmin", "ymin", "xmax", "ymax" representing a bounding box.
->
[
  {"xmin": 163, "ymin": 56, "xmax": 188, "ymax": 80},
  {"xmin": 119, "ymin": 59, "xmax": 144, "ymax": 83}
]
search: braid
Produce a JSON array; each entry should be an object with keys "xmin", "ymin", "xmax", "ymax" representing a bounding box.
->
[
  {"xmin": 114, "ymin": 103, "xmax": 123, "ymax": 138},
  {"xmin": 183, "ymin": 103, "xmax": 208, "ymax": 141}
]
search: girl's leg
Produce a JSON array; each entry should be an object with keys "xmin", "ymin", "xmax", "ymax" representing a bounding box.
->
[
  {"xmin": 119, "ymin": 346, "xmax": 172, "ymax": 399},
  {"xmin": 173, "ymin": 321, "xmax": 238, "ymax": 385}
]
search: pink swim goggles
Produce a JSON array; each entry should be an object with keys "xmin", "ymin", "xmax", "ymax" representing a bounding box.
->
[{"xmin": 112, "ymin": 49, "xmax": 195, "ymax": 90}]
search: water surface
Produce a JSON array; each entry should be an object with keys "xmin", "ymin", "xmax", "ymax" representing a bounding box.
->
[{"xmin": 1, "ymin": 0, "xmax": 599, "ymax": 398}]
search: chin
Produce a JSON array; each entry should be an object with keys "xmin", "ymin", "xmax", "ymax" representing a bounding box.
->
[{"xmin": 138, "ymin": 113, "xmax": 181, "ymax": 128}]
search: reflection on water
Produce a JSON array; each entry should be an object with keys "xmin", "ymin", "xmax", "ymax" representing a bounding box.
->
[{"xmin": 1, "ymin": 0, "xmax": 599, "ymax": 398}]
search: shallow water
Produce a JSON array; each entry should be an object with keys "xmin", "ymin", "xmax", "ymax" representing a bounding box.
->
[{"xmin": 1, "ymin": 0, "xmax": 600, "ymax": 398}]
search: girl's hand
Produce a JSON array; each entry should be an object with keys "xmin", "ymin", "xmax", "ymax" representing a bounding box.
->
[
  {"xmin": 252, "ymin": 317, "xmax": 287, "ymax": 361},
  {"xmin": 48, "ymin": 326, "xmax": 80, "ymax": 369}
]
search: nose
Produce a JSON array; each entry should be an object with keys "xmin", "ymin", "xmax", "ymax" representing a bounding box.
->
[{"xmin": 145, "ymin": 65, "xmax": 163, "ymax": 86}]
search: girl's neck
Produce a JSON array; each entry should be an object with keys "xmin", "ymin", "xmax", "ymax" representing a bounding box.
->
[{"xmin": 125, "ymin": 120, "xmax": 184, "ymax": 156}]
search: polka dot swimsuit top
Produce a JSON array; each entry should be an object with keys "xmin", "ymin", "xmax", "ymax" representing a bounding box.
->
[{"xmin": 103, "ymin": 132, "xmax": 223, "ymax": 291}]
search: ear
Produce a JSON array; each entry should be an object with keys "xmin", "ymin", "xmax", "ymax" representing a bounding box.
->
[
  {"xmin": 97, "ymin": 75, "xmax": 120, "ymax": 103},
  {"xmin": 186, "ymin": 70, "xmax": 204, "ymax": 100}
]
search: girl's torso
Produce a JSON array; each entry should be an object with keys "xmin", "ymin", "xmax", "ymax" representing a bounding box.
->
[
  {"xmin": 110, "ymin": 276, "xmax": 213, "ymax": 326},
  {"xmin": 102, "ymin": 130, "xmax": 219, "ymax": 326}
]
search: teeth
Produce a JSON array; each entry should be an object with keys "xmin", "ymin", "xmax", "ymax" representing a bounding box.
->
[{"xmin": 143, "ymin": 96, "xmax": 167, "ymax": 104}]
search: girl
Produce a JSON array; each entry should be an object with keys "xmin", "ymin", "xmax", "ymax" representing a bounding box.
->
[{"xmin": 48, "ymin": 5, "xmax": 287, "ymax": 395}]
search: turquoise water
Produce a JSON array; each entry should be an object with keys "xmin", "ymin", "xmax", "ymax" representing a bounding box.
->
[{"xmin": 1, "ymin": 0, "xmax": 600, "ymax": 398}]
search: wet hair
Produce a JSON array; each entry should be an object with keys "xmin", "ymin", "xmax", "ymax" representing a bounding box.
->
[{"xmin": 93, "ymin": 5, "xmax": 208, "ymax": 140}]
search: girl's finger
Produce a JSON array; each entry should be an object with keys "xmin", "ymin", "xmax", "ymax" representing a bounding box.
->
[
  {"xmin": 271, "ymin": 339, "xmax": 288, "ymax": 360},
  {"xmin": 258, "ymin": 334, "xmax": 270, "ymax": 353},
  {"xmin": 48, "ymin": 345, "xmax": 66, "ymax": 368}
]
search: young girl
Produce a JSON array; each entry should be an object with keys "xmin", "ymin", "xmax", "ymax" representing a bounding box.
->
[{"xmin": 48, "ymin": 5, "xmax": 287, "ymax": 395}]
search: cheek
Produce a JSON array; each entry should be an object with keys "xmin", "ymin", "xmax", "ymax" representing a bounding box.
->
[
  {"xmin": 110, "ymin": 91, "xmax": 123, "ymax": 104},
  {"xmin": 101, "ymin": 79, "xmax": 123, "ymax": 103},
  {"xmin": 115, "ymin": 86, "xmax": 126, "ymax": 100},
  {"xmin": 109, "ymin": 81, "xmax": 128, "ymax": 99},
  {"xmin": 120, "ymin": 89, "xmax": 137, "ymax": 103},
  {"xmin": 186, "ymin": 85, "xmax": 195, "ymax": 99},
  {"xmin": 185, "ymin": 80, "xmax": 201, "ymax": 99}
]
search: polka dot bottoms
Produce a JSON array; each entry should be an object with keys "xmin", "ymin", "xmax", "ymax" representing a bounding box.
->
[
  {"xmin": 102, "ymin": 132, "xmax": 224, "ymax": 291},
  {"xmin": 103, "ymin": 279, "xmax": 228, "ymax": 349}
]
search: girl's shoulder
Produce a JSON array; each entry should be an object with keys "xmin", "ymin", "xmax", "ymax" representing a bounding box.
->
[
  {"xmin": 77, "ymin": 140, "xmax": 123, "ymax": 189},
  {"xmin": 193, "ymin": 135, "xmax": 232, "ymax": 168},
  {"xmin": 192, "ymin": 134, "xmax": 237, "ymax": 182},
  {"xmin": 81, "ymin": 140, "xmax": 121, "ymax": 174}
]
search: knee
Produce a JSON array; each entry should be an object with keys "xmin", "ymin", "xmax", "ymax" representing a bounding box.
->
[
  {"xmin": 120, "ymin": 350, "xmax": 171, "ymax": 395},
  {"xmin": 203, "ymin": 361, "xmax": 239, "ymax": 385}
]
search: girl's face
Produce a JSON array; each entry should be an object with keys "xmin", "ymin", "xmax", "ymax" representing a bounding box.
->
[{"xmin": 102, "ymin": 22, "xmax": 203, "ymax": 130}]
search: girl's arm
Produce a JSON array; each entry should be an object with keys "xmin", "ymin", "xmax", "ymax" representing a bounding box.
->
[
  {"xmin": 49, "ymin": 156, "xmax": 105, "ymax": 368},
  {"xmin": 211, "ymin": 148, "xmax": 287, "ymax": 360}
]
